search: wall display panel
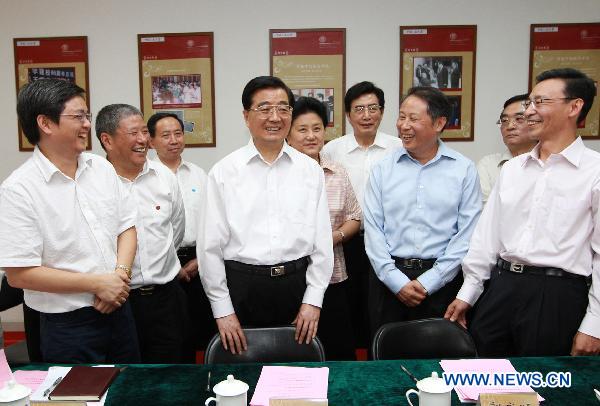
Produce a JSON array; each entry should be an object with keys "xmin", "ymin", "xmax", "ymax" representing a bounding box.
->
[
  {"xmin": 529, "ymin": 23, "xmax": 600, "ymax": 138},
  {"xmin": 400, "ymin": 26, "xmax": 477, "ymax": 141},
  {"xmin": 138, "ymin": 32, "xmax": 216, "ymax": 147},
  {"xmin": 270, "ymin": 28, "xmax": 346, "ymax": 141},
  {"xmin": 14, "ymin": 36, "xmax": 90, "ymax": 151}
]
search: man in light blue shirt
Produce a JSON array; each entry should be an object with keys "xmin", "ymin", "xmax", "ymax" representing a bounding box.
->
[{"xmin": 364, "ymin": 86, "xmax": 481, "ymax": 336}]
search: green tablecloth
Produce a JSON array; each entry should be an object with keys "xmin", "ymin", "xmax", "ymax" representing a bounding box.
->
[{"xmin": 18, "ymin": 357, "xmax": 600, "ymax": 405}]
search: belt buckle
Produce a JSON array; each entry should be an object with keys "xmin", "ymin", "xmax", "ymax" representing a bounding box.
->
[
  {"xmin": 139, "ymin": 286, "xmax": 155, "ymax": 295},
  {"xmin": 510, "ymin": 263, "xmax": 524, "ymax": 273},
  {"xmin": 270, "ymin": 265, "xmax": 285, "ymax": 277},
  {"xmin": 404, "ymin": 259, "xmax": 422, "ymax": 270}
]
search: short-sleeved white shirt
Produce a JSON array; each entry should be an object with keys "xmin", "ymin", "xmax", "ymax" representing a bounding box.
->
[{"xmin": 0, "ymin": 148, "xmax": 136, "ymax": 313}]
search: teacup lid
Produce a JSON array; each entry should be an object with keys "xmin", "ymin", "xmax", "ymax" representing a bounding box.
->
[
  {"xmin": 0, "ymin": 379, "xmax": 31, "ymax": 402},
  {"xmin": 213, "ymin": 375, "xmax": 249, "ymax": 397},
  {"xmin": 416, "ymin": 372, "xmax": 452, "ymax": 394}
]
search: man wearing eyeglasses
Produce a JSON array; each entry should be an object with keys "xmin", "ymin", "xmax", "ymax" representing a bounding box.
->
[
  {"xmin": 476, "ymin": 94, "xmax": 537, "ymax": 203},
  {"xmin": 365, "ymin": 86, "xmax": 481, "ymax": 339},
  {"xmin": 0, "ymin": 79, "xmax": 140, "ymax": 363},
  {"xmin": 321, "ymin": 81, "xmax": 402, "ymax": 348},
  {"xmin": 198, "ymin": 76, "xmax": 333, "ymax": 354},
  {"xmin": 446, "ymin": 68, "xmax": 600, "ymax": 356},
  {"xmin": 97, "ymin": 104, "xmax": 187, "ymax": 363}
]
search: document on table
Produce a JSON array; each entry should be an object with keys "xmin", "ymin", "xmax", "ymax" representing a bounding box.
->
[
  {"xmin": 440, "ymin": 359, "xmax": 544, "ymax": 403},
  {"xmin": 250, "ymin": 366, "xmax": 329, "ymax": 406},
  {"xmin": 0, "ymin": 348, "xmax": 47, "ymax": 392}
]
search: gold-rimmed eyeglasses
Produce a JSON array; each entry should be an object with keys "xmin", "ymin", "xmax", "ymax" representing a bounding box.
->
[
  {"xmin": 60, "ymin": 113, "xmax": 92, "ymax": 123},
  {"xmin": 248, "ymin": 104, "xmax": 293, "ymax": 117}
]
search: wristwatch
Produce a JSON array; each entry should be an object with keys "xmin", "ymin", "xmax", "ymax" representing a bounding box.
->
[{"xmin": 115, "ymin": 264, "xmax": 132, "ymax": 279}]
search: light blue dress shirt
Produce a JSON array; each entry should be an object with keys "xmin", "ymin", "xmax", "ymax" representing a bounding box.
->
[{"xmin": 364, "ymin": 141, "xmax": 482, "ymax": 296}]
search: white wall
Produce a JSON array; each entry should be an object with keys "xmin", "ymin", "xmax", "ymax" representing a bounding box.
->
[{"xmin": 1, "ymin": 0, "xmax": 599, "ymax": 325}]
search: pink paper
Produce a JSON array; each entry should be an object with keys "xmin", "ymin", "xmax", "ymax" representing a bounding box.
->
[
  {"xmin": 0, "ymin": 350, "xmax": 14, "ymax": 384},
  {"xmin": 440, "ymin": 359, "xmax": 544, "ymax": 402},
  {"xmin": 13, "ymin": 370, "xmax": 48, "ymax": 392},
  {"xmin": 250, "ymin": 366, "xmax": 329, "ymax": 406}
]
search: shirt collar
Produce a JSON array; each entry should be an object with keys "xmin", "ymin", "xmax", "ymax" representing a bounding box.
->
[
  {"xmin": 242, "ymin": 139, "xmax": 293, "ymax": 165},
  {"xmin": 396, "ymin": 139, "xmax": 457, "ymax": 164},
  {"xmin": 523, "ymin": 137, "xmax": 583, "ymax": 168},
  {"xmin": 345, "ymin": 131, "xmax": 387, "ymax": 153},
  {"xmin": 33, "ymin": 146, "xmax": 92, "ymax": 183},
  {"xmin": 497, "ymin": 150, "xmax": 513, "ymax": 168}
]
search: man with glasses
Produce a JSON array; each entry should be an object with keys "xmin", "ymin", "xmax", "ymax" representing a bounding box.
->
[
  {"xmin": 365, "ymin": 86, "xmax": 481, "ymax": 337},
  {"xmin": 477, "ymin": 94, "xmax": 537, "ymax": 203},
  {"xmin": 321, "ymin": 81, "xmax": 402, "ymax": 348},
  {"xmin": 97, "ymin": 104, "xmax": 187, "ymax": 363},
  {"xmin": 198, "ymin": 76, "xmax": 333, "ymax": 354},
  {"xmin": 0, "ymin": 79, "xmax": 140, "ymax": 363},
  {"xmin": 446, "ymin": 68, "xmax": 600, "ymax": 356}
]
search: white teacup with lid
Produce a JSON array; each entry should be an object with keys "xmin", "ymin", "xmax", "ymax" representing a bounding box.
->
[
  {"xmin": 405, "ymin": 371, "xmax": 452, "ymax": 406},
  {"xmin": 205, "ymin": 374, "xmax": 249, "ymax": 406},
  {"xmin": 0, "ymin": 379, "xmax": 31, "ymax": 406}
]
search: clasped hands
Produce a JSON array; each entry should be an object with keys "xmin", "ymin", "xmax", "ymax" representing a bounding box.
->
[{"xmin": 93, "ymin": 268, "xmax": 131, "ymax": 314}]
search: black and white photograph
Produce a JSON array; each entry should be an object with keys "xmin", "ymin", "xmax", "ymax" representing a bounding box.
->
[
  {"xmin": 292, "ymin": 88, "xmax": 334, "ymax": 127},
  {"xmin": 413, "ymin": 56, "xmax": 462, "ymax": 90},
  {"xmin": 446, "ymin": 95, "xmax": 462, "ymax": 129}
]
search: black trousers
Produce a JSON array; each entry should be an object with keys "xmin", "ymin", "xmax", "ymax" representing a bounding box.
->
[
  {"xmin": 342, "ymin": 233, "xmax": 371, "ymax": 348},
  {"xmin": 129, "ymin": 279, "xmax": 189, "ymax": 363},
  {"xmin": 368, "ymin": 261, "xmax": 463, "ymax": 339},
  {"xmin": 225, "ymin": 259, "xmax": 307, "ymax": 327},
  {"xmin": 469, "ymin": 267, "xmax": 589, "ymax": 357},
  {"xmin": 39, "ymin": 304, "xmax": 140, "ymax": 364},
  {"xmin": 178, "ymin": 247, "xmax": 215, "ymax": 360},
  {"xmin": 317, "ymin": 280, "xmax": 355, "ymax": 360}
]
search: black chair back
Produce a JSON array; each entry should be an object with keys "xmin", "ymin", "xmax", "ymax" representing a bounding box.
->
[
  {"xmin": 371, "ymin": 318, "xmax": 477, "ymax": 360},
  {"xmin": 204, "ymin": 326, "xmax": 326, "ymax": 364}
]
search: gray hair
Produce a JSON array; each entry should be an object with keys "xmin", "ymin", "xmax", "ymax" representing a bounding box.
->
[{"xmin": 95, "ymin": 104, "xmax": 143, "ymax": 150}]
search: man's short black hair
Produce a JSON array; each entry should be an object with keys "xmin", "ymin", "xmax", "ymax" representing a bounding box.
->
[
  {"xmin": 16, "ymin": 79, "xmax": 86, "ymax": 145},
  {"xmin": 503, "ymin": 93, "xmax": 529, "ymax": 110},
  {"xmin": 402, "ymin": 86, "xmax": 451, "ymax": 130},
  {"xmin": 344, "ymin": 81, "xmax": 385, "ymax": 112},
  {"xmin": 147, "ymin": 112, "xmax": 184, "ymax": 137},
  {"xmin": 95, "ymin": 104, "xmax": 143, "ymax": 151},
  {"xmin": 536, "ymin": 68, "xmax": 597, "ymax": 124},
  {"xmin": 241, "ymin": 76, "xmax": 294, "ymax": 110},
  {"xmin": 291, "ymin": 97, "xmax": 328, "ymax": 127}
]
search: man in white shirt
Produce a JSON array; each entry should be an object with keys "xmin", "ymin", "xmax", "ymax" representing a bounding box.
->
[
  {"xmin": 96, "ymin": 104, "xmax": 187, "ymax": 363},
  {"xmin": 0, "ymin": 79, "xmax": 139, "ymax": 363},
  {"xmin": 198, "ymin": 76, "xmax": 333, "ymax": 354},
  {"xmin": 147, "ymin": 112, "xmax": 213, "ymax": 361},
  {"xmin": 321, "ymin": 81, "xmax": 402, "ymax": 347},
  {"xmin": 477, "ymin": 94, "xmax": 537, "ymax": 203},
  {"xmin": 445, "ymin": 68, "xmax": 600, "ymax": 356}
]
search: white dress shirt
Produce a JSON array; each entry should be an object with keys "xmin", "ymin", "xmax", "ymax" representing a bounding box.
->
[
  {"xmin": 321, "ymin": 131, "xmax": 402, "ymax": 209},
  {"xmin": 0, "ymin": 148, "xmax": 136, "ymax": 313},
  {"xmin": 476, "ymin": 150, "xmax": 513, "ymax": 204},
  {"xmin": 458, "ymin": 137, "xmax": 600, "ymax": 338},
  {"xmin": 198, "ymin": 141, "xmax": 334, "ymax": 318},
  {"xmin": 165, "ymin": 158, "xmax": 207, "ymax": 248},
  {"xmin": 119, "ymin": 159, "xmax": 185, "ymax": 289}
]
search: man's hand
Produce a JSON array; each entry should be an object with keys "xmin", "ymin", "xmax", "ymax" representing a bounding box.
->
[
  {"xmin": 93, "ymin": 296, "xmax": 118, "ymax": 314},
  {"xmin": 571, "ymin": 331, "xmax": 600, "ymax": 356},
  {"xmin": 94, "ymin": 271, "xmax": 130, "ymax": 307},
  {"xmin": 292, "ymin": 304, "xmax": 321, "ymax": 344},
  {"xmin": 215, "ymin": 314, "xmax": 247, "ymax": 354},
  {"xmin": 396, "ymin": 280, "xmax": 427, "ymax": 307},
  {"xmin": 444, "ymin": 298, "xmax": 471, "ymax": 328},
  {"xmin": 178, "ymin": 258, "xmax": 199, "ymax": 282}
]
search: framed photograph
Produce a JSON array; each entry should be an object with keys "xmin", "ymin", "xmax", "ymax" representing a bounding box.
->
[
  {"xmin": 13, "ymin": 36, "xmax": 90, "ymax": 151},
  {"xmin": 529, "ymin": 23, "xmax": 600, "ymax": 138},
  {"xmin": 270, "ymin": 28, "xmax": 346, "ymax": 141},
  {"xmin": 138, "ymin": 32, "xmax": 216, "ymax": 147},
  {"xmin": 400, "ymin": 25, "xmax": 477, "ymax": 141}
]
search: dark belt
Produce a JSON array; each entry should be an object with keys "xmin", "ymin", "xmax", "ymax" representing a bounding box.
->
[
  {"xmin": 131, "ymin": 279, "xmax": 175, "ymax": 296},
  {"xmin": 177, "ymin": 246, "xmax": 197, "ymax": 265},
  {"xmin": 496, "ymin": 258, "xmax": 590, "ymax": 282},
  {"xmin": 225, "ymin": 256, "xmax": 309, "ymax": 277},
  {"xmin": 393, "ymin": 256, "xmax": 436, "ymax": 272}
]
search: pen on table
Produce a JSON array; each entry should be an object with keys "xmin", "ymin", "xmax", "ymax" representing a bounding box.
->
[
  {"xmin": 206, "ymin": 371, "xmax": 211, "ymax": 392},
  {"xmin": 43, "ymin": 376, "xmax": 63, "ymax": 397},
  {"xmin": 400, "ymin": 364, "xmax": 419, "ymax": 384}
]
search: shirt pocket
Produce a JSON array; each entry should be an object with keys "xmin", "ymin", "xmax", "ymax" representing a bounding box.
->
[{"xmin": 548, "ymin": 195, "xmax": 589, "ymax": 234}]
